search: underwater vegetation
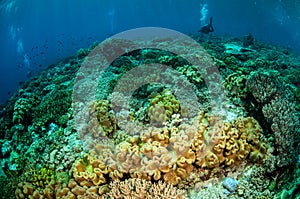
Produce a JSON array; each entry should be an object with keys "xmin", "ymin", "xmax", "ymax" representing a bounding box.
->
[{"xmin": 0, "ymin": 33, "xmax": 299, "ymax": 199}]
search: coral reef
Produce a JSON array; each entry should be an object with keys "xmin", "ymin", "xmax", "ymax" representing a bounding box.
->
[
  {"xmin": 223, "ymin": 72, "xmax": 248, "ymax": 100},
  {"xmin": 236, "ymin": 165, "xmax": 275, "ymax": 198},
  {"xmin": 0, "ymin": 34, "xmax": 299, "ymax": 198},
  {"xmin": 246, "ymin": 69, "xmax": 281, "ymax": 104}
]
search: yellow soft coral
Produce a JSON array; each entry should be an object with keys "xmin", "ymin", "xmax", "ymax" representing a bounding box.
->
[
  {"xmin": 71, "ymin": 154, "xmax": 108, "ymax": 187},
  {"xmin": 192, "ymin": 113, "xmax": 269, "ymax": 169},
  {"xmin": 148, "ymin": 89, "xmax": 181, "ymax": 126},
  {"xmin": 88, "ymin": 99, "xmax": 117, "ymax": 138}
]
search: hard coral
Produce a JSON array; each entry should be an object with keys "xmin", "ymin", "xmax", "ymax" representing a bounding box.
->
[
  {"xmin": 262, "ymin": 96, "xmax": 299, "ymax": 167},
  {"xmin": 12, "ymin": 98, "xmax": 34, "ymax": 124},
  {"xmin": 246, "ymin": 69, "xmax": 281, "ymax": 104},
  {"xmin": 102, "ymin": 178, "xmax": 187, "ymax": 199}
]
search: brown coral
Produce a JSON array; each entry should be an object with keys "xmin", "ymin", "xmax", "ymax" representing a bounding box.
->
[{"xmin": 16, "ymin": 111, "xmax": 270, "ymax": 198}]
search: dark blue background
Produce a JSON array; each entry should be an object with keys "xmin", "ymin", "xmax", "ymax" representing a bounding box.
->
[{"xmin": 0, "ymin": 0, "xmax": 299, "ymax": 104}]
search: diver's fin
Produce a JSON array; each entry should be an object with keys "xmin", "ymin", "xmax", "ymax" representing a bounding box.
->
[
  {"xmin": 198, "ymin": 17, "xmax": 214, "ymax": 34},
  {"xmin": 209, "ymin": 17, "xmax": 213, "ymax": 26}
]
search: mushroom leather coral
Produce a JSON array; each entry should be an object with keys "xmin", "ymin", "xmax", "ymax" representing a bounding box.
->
[
  {"xmin": 16, "ymin": 112, "xmax": 269, "ymax": 198},
  {"xmin": 192, "ymin": 113, "xmax": 268, "ymax": 169}
]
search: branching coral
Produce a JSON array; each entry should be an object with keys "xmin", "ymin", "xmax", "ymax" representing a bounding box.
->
[
  {"xmin": 262, "ymin": 96, "xmax": 299, "ymax": 167},
  {"xmin": 246, "ymin": 69, "xmax": 281, "ymax": 104},
  {"xmin": 102, "ymin": 178, "xmax": 187, "ymax": 199},
  {"xmin": 247, "ymin": 69, "xmax": 299, "ymax": 167}
]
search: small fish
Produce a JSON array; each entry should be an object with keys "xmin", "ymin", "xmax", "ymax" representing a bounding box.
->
[{"xmin": 199, "ymin": 17, "xmax": 214, "ymax": 34}]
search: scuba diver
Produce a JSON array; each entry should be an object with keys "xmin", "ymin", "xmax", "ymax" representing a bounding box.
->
[{"xmin": 199, "ymin": 17, "xmax": 214, "ymax": 34}]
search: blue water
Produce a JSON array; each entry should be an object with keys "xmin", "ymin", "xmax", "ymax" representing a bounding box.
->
[{"xmin": 0, "ymin": 0, "xmax": 299, "ymax": 104}]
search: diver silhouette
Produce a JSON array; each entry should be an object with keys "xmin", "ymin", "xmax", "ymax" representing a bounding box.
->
[{"xmin": 199, "ymin": 17, "xmax": 214, "ymax": 34}]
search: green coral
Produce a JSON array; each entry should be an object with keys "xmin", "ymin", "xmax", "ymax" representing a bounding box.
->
[
  {"xmin": 30, "ymin": 165, "xmax": 55, "ymax": 189},
  {"xmin": 111, "ymin": 55, "xmax": 138, "ymax": 74},
  {"xmin": 33, "ymin": 86, "xmax": 72, "ymax": 127},
  {"xmin": 177, "ymin": 65, "xmax": 203, "ymax": 85},
  {"xmin": 12, "ymin": 98, "xmax": 34, "ymax": 124},
  {"xmin": 224, "ymin": 72, "xmax": 248, "ymax": 99},
  {"xmin": 295, "ymin": 86, "xmax": 300, "ymax": 111}
]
